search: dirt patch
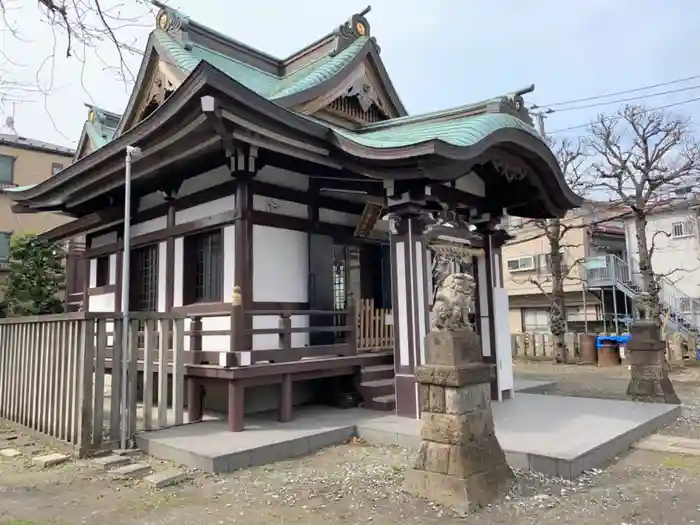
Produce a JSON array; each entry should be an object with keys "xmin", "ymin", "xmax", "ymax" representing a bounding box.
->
[
  {"xmin": 2, "ymin": 431, "xmax": 700, "ymax": 524},
  {"xmin": 3, "ymin": 366, "xmax": 699, "ymax": 524}
]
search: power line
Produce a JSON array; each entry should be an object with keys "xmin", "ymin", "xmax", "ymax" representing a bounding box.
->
[
  {"xmin": 548, "ymin": 95, "xmax": 700, "ymax": 135},
  {"xmin": 534, "ymin": 73, "xmax": 700, "ymax": 109},
  {"xmin": 554, "ymin": 83, "xmax": 700, "ymax": 113}
]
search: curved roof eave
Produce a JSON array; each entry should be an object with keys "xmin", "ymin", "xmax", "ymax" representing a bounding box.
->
[
  {"xmin": 331, "ymin": 126, "xmax": 582, "ymax": 211},
  {"xmin": 5, "ymin": 60, "xmax": 333, "ymax": 209},
  {"xmin": 5, "ymin": 61, "xmax": 212, "ymax": 207}
]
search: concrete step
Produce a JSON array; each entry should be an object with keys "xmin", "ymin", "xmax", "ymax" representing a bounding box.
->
[
  {"xmin": 32, "ymin": 453, "xmax": 70, "ymax": 468},
  {"xmin": 110, "ymin": 462, "xmax": 152, "ymax": 479},
  {"xmin": 144, "ymin": 468, "xmax": 187, "ymax": 488},
  {"xmin": 363, "ymin": 394, "xmax": 396, "ymax": 411},
  {"xmin": 361, "ymin": 364, "xmax": 395, "ymax": 383},
  {"xmin": 93, "ymin": 454, "xmax": 132, "ymax": 470},
  {"xmin": 360, "ymin": 378, "xmax": 395, "ymax": 398},
  {"xmin": 0, "ymin": 448, "xmax": 21, "ymax": 458},
  {"xmin": 358, "ymin": 351, "xmax": 394, "ymax": 368}
]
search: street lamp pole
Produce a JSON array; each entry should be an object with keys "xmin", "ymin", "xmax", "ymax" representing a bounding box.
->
[{"xmin": 120, "ymin": 145, "xmax": 142, "ymax": 450}]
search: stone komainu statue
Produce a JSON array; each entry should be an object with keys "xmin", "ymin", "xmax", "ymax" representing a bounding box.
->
[{"xmin": 430, "ymin": 272, "xmax": 475, "ymax": 332}]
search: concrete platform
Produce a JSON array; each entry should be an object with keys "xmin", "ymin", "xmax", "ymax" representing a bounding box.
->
[
  {"xmin": 135, "ymin": 407, "xmax": 383, "ymax": 473},
  {"xmin": 514, "ymin": 378, "xmax": 556, "ymax": 393},
  {"xmin": 357, "ymin": 394, "xmax": 681, "ymax": 479},
  {"xmin": 136, "ymin": 394, "xmax": 680, "ymax": 479}
]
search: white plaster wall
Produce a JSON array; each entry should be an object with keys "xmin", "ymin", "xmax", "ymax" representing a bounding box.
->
[
  {"xmin": 176, "ymin": 196, "xmax": 232, "ymax": 225},
  {"xmin": 91, "ymin": 231, "xmax": 117, "ymax": 248},
  {"xmin": 157, "ymin": 242, "xmax": 167, "ymax": 312},
  {"xmin": 252, "ymin": 224, "xmax": 309, "ymax": 349},
  {"xmin": 173, "ymin": 197, "xmax": 235, "ymax": 351},
  {"xmin": 89, "ymin": 259, "xmax": 96, "ymax": 288},
  {"xmin": 253, "ymin": 195, "xmax": 307, "ymax": 218},
  {"xmin": 109, "ymin": 254, "xmax": 117, "ymax": 285},
  {"xmin": 137, "ymin": 165, "xmax": 230, "ymax": 212},
  {"xmin": 132, "ymin": 216, "xmax": 166, "ymax": 237},
  {"xmin": 173, "ymin": 238, "xmax": 184, "ymax": 308},
  {"xmin": 88, "ymin": 293, "xmax": 114, "ymax": 312},
  {"xmin": 223, "ymin": 225, "xmax": 235, "ymax": 301},
  {"xmin": 625, "ymin": 210, "xmax": 700, "ymax": 297},
  {"xmin": 89, "ymin": 254, "xmax": 117, "ymax": 288},
  {"xmin": 256, "ymin": 165, "xmax": 309, "ymax": 191}
]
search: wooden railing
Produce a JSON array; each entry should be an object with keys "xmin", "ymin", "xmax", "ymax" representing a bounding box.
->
[
  {"xmin": 0, "ymin": 313, "xmax": 128, "ymax": 456},
  {"xmin": 0, "ymin": 305, "xmax": 360, "ymax": 450},
  {"xmin": 357, "ymin": 298, "xmax": 393, "ymax": 352}
]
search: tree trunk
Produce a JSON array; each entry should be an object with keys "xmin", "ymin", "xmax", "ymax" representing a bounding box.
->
[
  {"xmin": 634, "ymin": 212, "xmax": 661, "ymax": 324},
  {"xmin": 548, "ymin": 220, "xmax": 568, "ymax": 363}
]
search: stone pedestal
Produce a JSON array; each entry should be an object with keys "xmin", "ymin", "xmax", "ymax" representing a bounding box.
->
[
  {"xmin": 404, "ymin": 330, "xmax": 514, "ymax": 511},
  {"xmin": 626, "ymin": 321, "xmax": 681, "ymax": 405}
]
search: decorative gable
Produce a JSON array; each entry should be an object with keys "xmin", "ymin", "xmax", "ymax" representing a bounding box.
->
[
  {"xmin": 117, "ymin": 49, "xmax": 186, "ymax": 135},
  {"xmin": 299, "ymin": 57, "xmax": 403, "ymax": 128},
  {"xmin": 324, "ymin": 77, "xmax": 391, "ymax": 125}
]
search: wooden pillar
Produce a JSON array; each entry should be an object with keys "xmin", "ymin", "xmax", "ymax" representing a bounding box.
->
[
  {"xmin": 390, "ymin": 214, "xmax": 431, "ymax": 418},
  {"xmin": 233, "ymin": 173, "xmax": 253, "ymax": 351}
]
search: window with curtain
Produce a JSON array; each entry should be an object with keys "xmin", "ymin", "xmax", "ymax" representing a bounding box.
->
[
  {"xmin": 0, "ymin": 155, "xmax": 15, "ymax": 183},
  {"xmin": 522, "ymin": 308, "xmax": 550, "ymax": 333}
]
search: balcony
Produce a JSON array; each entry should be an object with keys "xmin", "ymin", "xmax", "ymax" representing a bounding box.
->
[{"xmin": 583, "ymin": 255, "xmax": 632, "ymax": 288}]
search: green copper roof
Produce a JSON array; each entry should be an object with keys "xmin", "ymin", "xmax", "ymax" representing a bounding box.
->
[
  {"xmin": 154, "ymin": 29, "xmax": 368, "ymax": 100},
  {"xmin": 334, "ymin": 113, "xmax": 541, "ymax": 149},
  {"xmin": 271, "ymin": 38, "xmax": 368, "ymax": 99}
]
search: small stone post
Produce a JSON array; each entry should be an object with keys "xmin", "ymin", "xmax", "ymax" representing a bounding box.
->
[
  {"xmin": 626, "ymin": 321, "xmax": 681, "ymax": 404},
  {"xmin": 404, "ymin": 328, "xmax": 514, "ymax": 510}
]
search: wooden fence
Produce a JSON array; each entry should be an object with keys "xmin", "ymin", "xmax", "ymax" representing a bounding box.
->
[
  {"xmin": 511, "ymin": 331, "xmax": 699, "ymax": 364},
  {"xmin": 0, "ymin": 305, "xmax": 360, "ymax": 452},
  {"xmin": 357, "ymin": 298, "xmax": 393, "ymax": 352},
  {"xmin": 0, "ymin": 312, "xmax": 187, "ymax": 456}
]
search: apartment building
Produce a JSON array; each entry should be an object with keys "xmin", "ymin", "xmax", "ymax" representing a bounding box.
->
[
  {"xmin": 622, "ymin": 199, "xmax": 700, "ymax": 333},
  {"xmin": 502, "ymin": 201, "xmax": 629, "ymax": 334},
  {"xmin": 0, "ymin": 134, "xmax": 74, "ymax": 292}
]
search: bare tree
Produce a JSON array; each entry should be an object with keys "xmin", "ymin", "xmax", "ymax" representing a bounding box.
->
[
  {"xmin": 506, "ymin": 139, "xmax": 592, "ymax": 362},
  {"xmin": 588, "ymin": 104, "xmax": 700, "ymax": 323},
  {"xmin": 0, "ymin": 0, "xmax": 153, "ymax": 134}
]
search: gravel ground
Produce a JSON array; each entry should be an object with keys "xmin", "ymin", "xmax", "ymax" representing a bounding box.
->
[{"xmin": 1, "ymin": 363, "xmax": 699, "ymax": 525}]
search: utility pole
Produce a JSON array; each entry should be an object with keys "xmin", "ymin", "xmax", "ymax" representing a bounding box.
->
[{"xmin": 529, "ymin": 108, "xmax": 553, "ymax": 140}]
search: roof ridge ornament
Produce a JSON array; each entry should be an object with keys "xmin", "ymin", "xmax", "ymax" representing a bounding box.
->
[
  {"xmin": 499, "ymin": 85, "xmax": 535, "ymax": 125},
  {"xmin": 334, "ymin": 6, "xmax": 379, "ymax": 55},
  {"xmin": 153, "ymin": 1, "xmax": 190, "ymax": 36}
]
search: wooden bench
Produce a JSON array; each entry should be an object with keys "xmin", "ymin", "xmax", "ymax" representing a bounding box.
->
[
  {"xmin": 101, "ymin": 305, "xmax": 373, "ymax": 432},
  {"xmin": 186, "ymin": 355, "xmax": 372, "ymax": 431}
]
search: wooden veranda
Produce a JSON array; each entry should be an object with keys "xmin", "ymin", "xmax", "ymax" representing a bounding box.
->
[{"xmin": 0, "ymin": 299, "xmax": 395, "ymax": 455}]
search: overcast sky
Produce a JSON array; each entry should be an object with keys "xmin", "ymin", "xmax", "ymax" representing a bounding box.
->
[{"xmin": 2, "ymin": 0, "xmax": 699, "ymax": 149}]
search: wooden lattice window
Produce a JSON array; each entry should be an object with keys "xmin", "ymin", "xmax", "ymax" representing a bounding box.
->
[
  {"xmin": 183, "ymin": 229, "xmax": 223, "ymax": 304},
  {"xmin": 333, "ymin": 245, "xmax": 347, "ymax": 311},
  {"xmin": 130, "ymin": 245, "xmax": 159, "ymax": 311}
]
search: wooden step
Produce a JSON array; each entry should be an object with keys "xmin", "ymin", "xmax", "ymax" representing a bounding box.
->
[
  {"xmin": 360, "ymin": 378, "xmax": 395, "ymax": 398},
  {"xmin": 363, "ymin": 394, "xmax": 396, "ymax": 411},
  {"xmin": 361, "ymin": 364, "xmax": 395, "ymax": 383},
  {"xmin": 357, "ymin": 350, "xmax": 394, "ymax": 368}
]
